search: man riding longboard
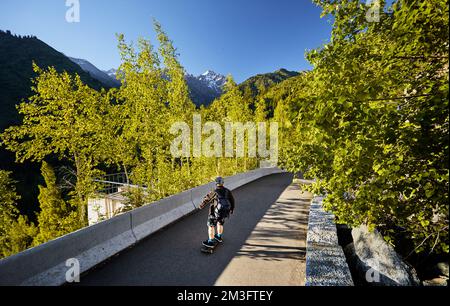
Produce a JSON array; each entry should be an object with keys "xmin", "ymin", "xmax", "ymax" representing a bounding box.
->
[{"xmin": 198, "ymin": 177, "xmax": 235, "ymax": 252}]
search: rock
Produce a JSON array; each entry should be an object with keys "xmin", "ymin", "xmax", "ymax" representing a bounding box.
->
[
  {"xmin": 436, "ymin": 262, "xmax": 449, "ymax": 278},
  {"xmin": 422, "ymin": 277, "xmax": 448, "ymax": 286},
  {"xmin": 422, "ymin": 261, "xmax": 449, "ymax": 279},
  {"xmin": 343, "ymin": 242, "xmax": 359, "ymax": 270},
  {"xmin": 336, "ymin": 224, "xmax": 353, "ymax": 247},
  {"xmin": 351, "ymin": 225, "xmax": 421, "ymax": 286},
  {"xmin": 343, "ymin": 242, "xmax": 355, "ymax": 257}
]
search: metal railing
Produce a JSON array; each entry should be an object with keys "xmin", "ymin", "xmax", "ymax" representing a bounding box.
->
[{"xmin": 94, "ymin": 172, "xmax": 131, "ymax": 195}]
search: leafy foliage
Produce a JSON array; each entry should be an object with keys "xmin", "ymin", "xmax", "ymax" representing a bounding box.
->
[
  {"xmin": 33, "ymin": 162, "xmax": 80, "ymax": 246},
  {"xmin": 1, "ymin": 64, "xmax": 113, "ymax": 226},
  {"xmin": 277, "ymin": 0, "xmax": 449, "ymax": 254},
  {"xmin": 0, "ymin": 170, "xmax": 37, "ymax": 258}
]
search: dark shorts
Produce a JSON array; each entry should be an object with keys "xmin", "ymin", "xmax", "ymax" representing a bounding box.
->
[{"xmin": 207, "ymin": 214, "xmax": 225, "ymax": 227}]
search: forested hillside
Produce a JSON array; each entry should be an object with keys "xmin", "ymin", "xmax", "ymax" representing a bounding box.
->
[
  {"xmin": 239, "ymin": 68, "xmax": 300, "ymax": 99},
  {"xmin": 0, "ymin": 30, "xmax": 112, "ymax": 222},
  {"xmin": 0, "ymin": 30, "xmax": 109, "ymax": 130}
]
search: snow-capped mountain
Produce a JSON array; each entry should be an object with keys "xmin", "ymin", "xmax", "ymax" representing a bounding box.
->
[
  {"xmin": 68, "ymin": 57, "xmax": 121, "ymax": 88},
  {"xmin": 197, "ymin": 70, "xmax": 227, "ymax": 94},
  {"xmin": 185, "ymin": 70, "xmax": 226, "ymax": 106},
  {"xmin": 104, "ymin": 68, "xmax": 118, "ymax": 79},
  {"xmin": 100, "ymin": 67, "xmax": 226, "ymax": 106}
]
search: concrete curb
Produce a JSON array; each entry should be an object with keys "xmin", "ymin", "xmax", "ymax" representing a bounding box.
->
[
  {"xmin": 305, "ymin": 196, "xmax": 354, "ymax": 286},
  {"xmin": 0, "ymin": 167, "xmax": 286, "ymax": 286}
]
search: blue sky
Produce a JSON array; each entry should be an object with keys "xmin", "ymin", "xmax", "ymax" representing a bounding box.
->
[{"xmin": 0, "ymin": 0, "xmax": 332, "ymax": 82}]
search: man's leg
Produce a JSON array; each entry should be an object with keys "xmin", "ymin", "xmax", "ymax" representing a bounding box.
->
[
  {"xmin": 217, "ymin": 224, "xmax": 224, "ymax": 236},
  {"xmin": 208, "ymin": 226, "xmax": 216, "ymax": 240},
  {"xmin": 203, "ymin": 216, "xmax": 217, "ymax": 247},
  {"xmin": 207, "ymin": 215, "xmax": 217, "ymax": 240}
]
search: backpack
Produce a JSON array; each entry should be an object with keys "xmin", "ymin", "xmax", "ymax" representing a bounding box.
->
[{"xmin": 214, "ymin": 188, "xmax": 231, "ymax": 218}]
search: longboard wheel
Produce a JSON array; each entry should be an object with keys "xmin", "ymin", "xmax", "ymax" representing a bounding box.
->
[{"xmin": 201, "ymin": 247, "xmax": 214, "ymax": 254}]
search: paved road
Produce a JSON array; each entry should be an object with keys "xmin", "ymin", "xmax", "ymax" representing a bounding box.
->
[{"xmin": 78, "ymin": 172, "xmax": 311, "ymax": 286}]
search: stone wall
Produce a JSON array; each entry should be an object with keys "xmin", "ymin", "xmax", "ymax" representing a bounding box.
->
[{"xmin": 305, "ymin": 196, "xmax": 354, "ymax": 286}]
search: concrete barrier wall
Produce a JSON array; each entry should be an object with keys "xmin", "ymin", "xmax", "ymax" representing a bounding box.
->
[
  {"xmin": 305, "ymin": 196, "xmax": 354, "ymax": 286},
  {"xmin": 131, "ymin": 189, "xmax": 194, "ymax": 241},
  {"xmin": 0, "ymin": 167, "xmax": 285, "ymax": 286},
  {"xmin": 0, "ymin": 211, "xmax": 136, "ymax": 286}
]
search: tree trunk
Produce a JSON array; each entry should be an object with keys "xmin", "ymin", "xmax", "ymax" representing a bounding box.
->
[
  {"xmin": 74, "ymin": 153, "xmax": 87, "ymax": 227},
  {"xmin": 124, "ymin": 164, "xmax": 130, "ymax": 185}
]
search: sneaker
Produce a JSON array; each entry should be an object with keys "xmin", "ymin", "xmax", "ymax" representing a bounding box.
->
[
  {"xmin": 214, "ymin": 234, "xmax": 223, "ymax": 243},
  {"xmin": 202, "ymin": 239, "xmax": 215, "ymax": 248}
]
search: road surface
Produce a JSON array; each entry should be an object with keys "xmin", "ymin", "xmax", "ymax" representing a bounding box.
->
[{"xmin": 78, "ymin": 172, "xmax": 312, "ymax": 286}]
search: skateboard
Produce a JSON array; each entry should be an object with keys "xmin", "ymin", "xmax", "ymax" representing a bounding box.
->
[{"xmin": 200, "ymin": 240, "xmax": 221, "ymax": 254}]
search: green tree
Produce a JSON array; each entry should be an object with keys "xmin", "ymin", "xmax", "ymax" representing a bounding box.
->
[
  {"xmin": 154, "ymin": 20, "xmax": 197, "ymax": 192},
  {"xmin": 279, "ymin": 0, "xmax": 448, "ymax": 254},
  {"xmin": 154, "ymin": 20, "xmax": 195, "ymax": 123},
  {"xmin": 33, "ymin": 162, "xmax": 79, "ymax": 246},
  {"xmin": 0, "ymin": 170, "xmax": 37, "ymax": 258},
  {"xmin": 221, "ymin": 75, "xmax": 254, "ymax": 172},
  {"xmin": 5, "ymin": 216, "xmax": 38, "ymax": 258},
  {"xmin": 0, "ymin": 64, "xmax": 112, "ymax": 226},
  {"xmin": 113, "ymin": 21, "xmax": 199, "ymax": 202},
  {"xmin": 0, "ymin": 171, "xmax": 20, "ymax": 235}
]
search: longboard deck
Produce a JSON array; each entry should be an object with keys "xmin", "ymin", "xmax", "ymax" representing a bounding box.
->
[{"xmin": 200, "ymin": 241, "xmax": 221, "ymax": 254}]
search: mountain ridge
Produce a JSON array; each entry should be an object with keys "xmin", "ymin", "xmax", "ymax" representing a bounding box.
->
[
  {"xmin": 68, "ymin": 57, "xmax": 121, "ymax": 88},
  {"xmin": 0, "ymin": 30, "xmax": 110, "ymax": 130},
  {"xmin": 239, "ymin": 68, "xmax": 300, "ymax": 98},
  {"xmin": 185, "ymin": 70, "xmax": 226, "ymax": 106},
  {"xmin": 1, "ymin": 30, "xmax": 300, "ymax": 118},
  {"xmin": 104, "ymin": 67, "xmax": 227, "ymax": 106}
]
